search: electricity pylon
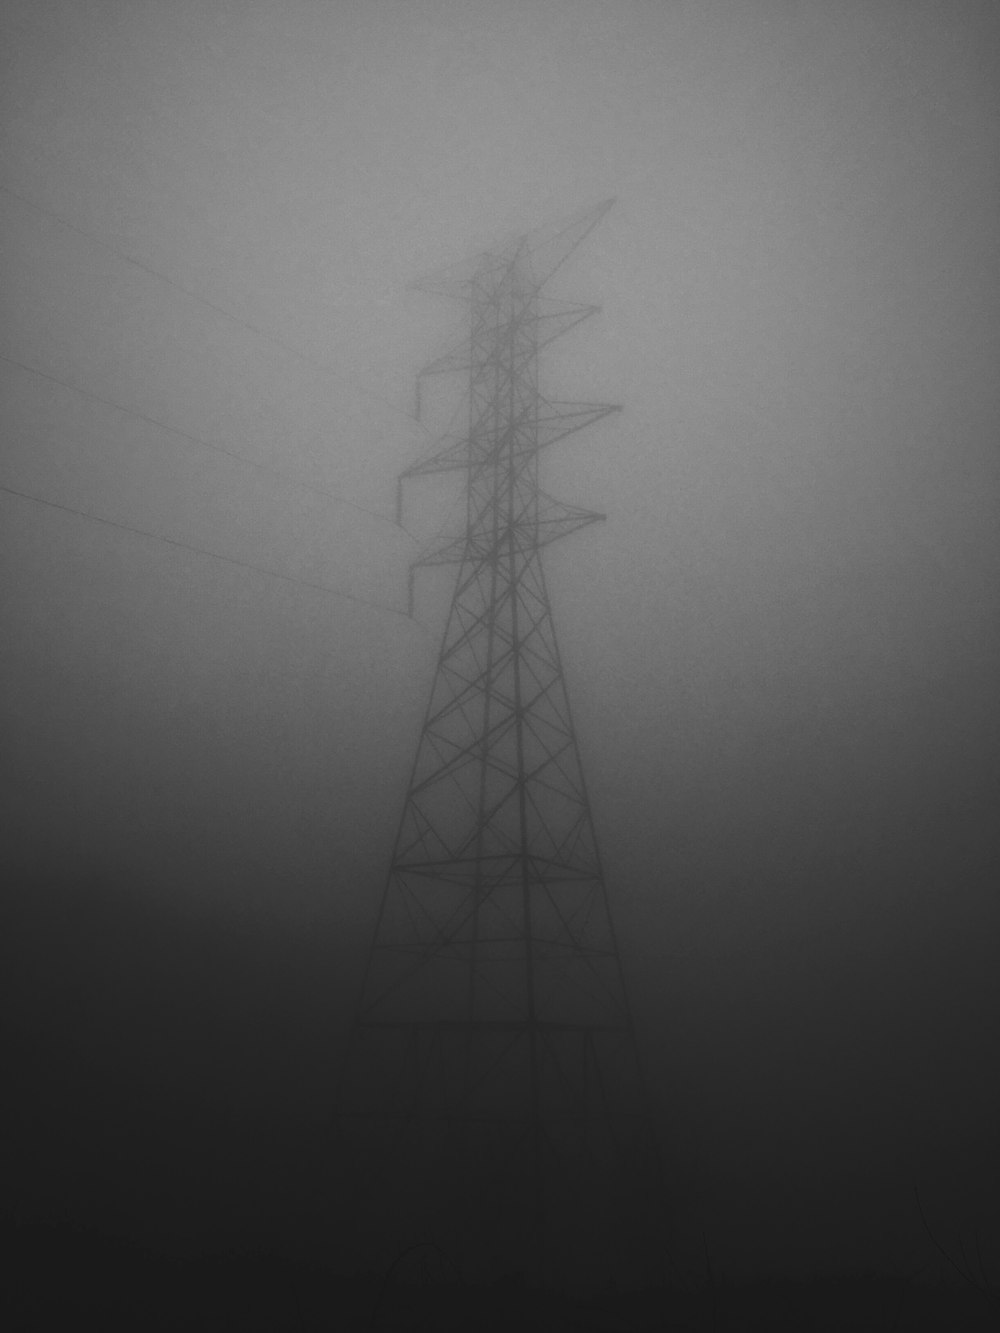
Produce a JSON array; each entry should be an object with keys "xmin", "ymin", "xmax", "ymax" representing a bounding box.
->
[{"xmin": 335, "ymin": 200, "xmax": 666, "ymax": 1284}]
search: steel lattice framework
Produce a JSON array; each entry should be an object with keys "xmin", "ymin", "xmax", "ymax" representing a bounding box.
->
[{"xmin": 335, "ymin": 201, "xmax": 665, "ymax": 1283}]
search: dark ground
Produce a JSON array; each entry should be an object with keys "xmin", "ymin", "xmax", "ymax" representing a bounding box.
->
[
  {"xmin": 3, "ymin": 869, "xmax": 997, "ymax": 1329},
  {"xmin": 3, "ymin": 1220, "xmax": 999, "ymax": 1331}
]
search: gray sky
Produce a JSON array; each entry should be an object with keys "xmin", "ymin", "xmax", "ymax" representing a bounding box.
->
[{"xmin": 3, "ymin": 0, "xmax": 998, "ymax": 1274}]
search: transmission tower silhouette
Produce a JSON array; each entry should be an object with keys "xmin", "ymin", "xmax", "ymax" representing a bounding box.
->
[{"xmin": 335, "ymin": 200, "xmax": 666, "ymax": 1285}]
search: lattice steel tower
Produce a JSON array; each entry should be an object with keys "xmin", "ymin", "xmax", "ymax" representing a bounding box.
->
[{"xmin": 336, "ymin": 200, "xmax": 665, "ymax": 1283}]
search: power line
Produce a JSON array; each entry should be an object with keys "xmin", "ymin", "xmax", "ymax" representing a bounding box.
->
[
  {"xmin": 0, "ymin": 481, "xmax": 419, "ymax": 622},
  {"xmin": 0, "ymin": 182, "xmax": 434, "ymax": 439},
  {"xmin": 0, "ymin": 351, "xmax": 418, "ymax": 539}
]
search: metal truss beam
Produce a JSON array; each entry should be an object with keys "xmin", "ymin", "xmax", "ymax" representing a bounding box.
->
[{"xmin": 334, "ymin": 201, "xmax": 667, "ymax": 1285}]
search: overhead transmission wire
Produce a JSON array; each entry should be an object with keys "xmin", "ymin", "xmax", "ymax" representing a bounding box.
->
[
  {"xmin": 0, "ymin": 182, "xmax": 434, "ymax": 539},
  {"xmin": 0, "ymin": 351, "xmax": 418, "ymax": 539},
  {"xmin": 0, "ymin": 182, "xmax": 461, "ymax": 622},
  {"xmin": 0, "ymin": 182, "xmax": 433, "ymax": 442},
  {"xmin": 0, "ymin": 481, "xmax": 420, "ymax": 623}
]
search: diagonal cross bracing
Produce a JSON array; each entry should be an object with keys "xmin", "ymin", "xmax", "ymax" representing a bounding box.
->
[{"xmin": 336, "ymin": 201, "xmax": 666, "ymax": 1284}]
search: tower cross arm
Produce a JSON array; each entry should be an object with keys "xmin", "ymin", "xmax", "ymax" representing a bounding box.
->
[
  {"xmin": 520, "ymin": 196, "xmax": 616, "ymax": 290},
  {"xmin": 410, "ymin": 533, "xmax": 467, "ymax": 570},
  {"xmin": 535, "ymin": 496, "xmax": 606, "ymax": 549},
  {"xmin": 399, "ymin": 435, "xmax": 469, "ymax": 480},
  {"xmin": 532, "ymin": 300, "xmax": 601, "ymax": 352},
  {"xmin": 408, "ymin": 197, "xmax": 616, "ymax": 300},
  {"xmin": 418, "ymin": 343, "xmax": 471, "ymax": 378},
  {"xmin": 536, "ymin": 399, "xmax": 622, "ymax": 451}
]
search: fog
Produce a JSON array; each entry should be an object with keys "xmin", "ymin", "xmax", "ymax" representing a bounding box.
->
[{"xmin": 2, "ymin": 0, "xmax": 998, "ymax": 1292}]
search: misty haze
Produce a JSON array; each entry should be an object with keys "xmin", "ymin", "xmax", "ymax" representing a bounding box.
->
[{"xmin": 2, "ymin": 2, "xmax": 997, "ymax": 1329}]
